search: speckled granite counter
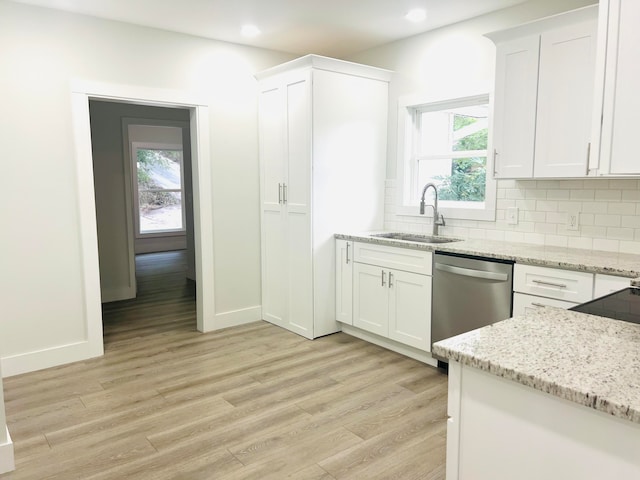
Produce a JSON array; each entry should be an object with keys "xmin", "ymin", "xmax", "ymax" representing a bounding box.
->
[
  {"xmin": 432, "ymin": 307, "xmax": 640, "ymax": 424},
  {"xmin": 336, "ymin": 232, "xmax": 640, "ymax": 278}
]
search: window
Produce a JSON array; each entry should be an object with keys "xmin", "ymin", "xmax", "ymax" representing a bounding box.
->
[
  {"xmin": 132, "ymin": 142, "xmax": 186, "ymax": 235},
  {"xmin": 397, "ymin": 93, "xmax": 496, "ymax": 221}
]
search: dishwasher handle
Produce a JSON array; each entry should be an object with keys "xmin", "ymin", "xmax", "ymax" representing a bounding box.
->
[{"xmin": 435, "ymin": 262, "xmax": 509, "ymax": 282}]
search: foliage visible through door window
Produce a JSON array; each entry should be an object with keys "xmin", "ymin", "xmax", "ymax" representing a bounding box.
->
[{"xmin": 136, "ymin": 148, "xmax": 184, "ymax": 233}]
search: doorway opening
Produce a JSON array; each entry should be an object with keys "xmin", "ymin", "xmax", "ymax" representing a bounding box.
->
[{"xmin": 89, "ymin": 100, "xmax": 197, "ymax": 344}]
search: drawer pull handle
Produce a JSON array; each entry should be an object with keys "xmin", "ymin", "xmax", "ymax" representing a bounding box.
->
[
  {"xmin": 389, "ymin": 272, "xmax": 393, "ymax": 288},
  {"xmin": 346, "ymin": 243, "xmax": 350, "ymax": 264},
  {"xmin": 532, "ymin": 279, "xmax": 567, "ymax": 289},
  {"xmin": 278, "ymin": 183, "xmax": 283, "ymax": 204},
  {"xmin": 531, "ymin": 302, "xmax": 546, "ymax": 308},
  {"xmin": 381, "ymin": 270, "xmax": 386, "ymax": 287}
]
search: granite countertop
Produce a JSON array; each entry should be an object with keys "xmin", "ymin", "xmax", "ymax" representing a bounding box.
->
[
  {"xmin": 432, "ymin": 307, "xmax": 640, "ymax": 424},
  {"xmin": 336, "ymin": 232, "xmax": 640, "ymax": 278}
]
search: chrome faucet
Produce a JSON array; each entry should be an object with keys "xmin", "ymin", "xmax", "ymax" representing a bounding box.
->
[{"xmin": 419, "ymin": 183, "xmax": 446, "ymax": 236}]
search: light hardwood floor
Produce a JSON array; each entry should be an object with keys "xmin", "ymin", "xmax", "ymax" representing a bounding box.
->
[{"xmin": 1, "ymin": 251, "xmax": 447, "ymax": 479}]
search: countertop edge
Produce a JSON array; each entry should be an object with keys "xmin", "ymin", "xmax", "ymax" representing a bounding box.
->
[
  {"xmin": 335, "ymin": 233, "xmax": 640, "ymax": 278},
  {"xmin": 432, "ymin": 340, "xmax": 640, "ymax": 424}
]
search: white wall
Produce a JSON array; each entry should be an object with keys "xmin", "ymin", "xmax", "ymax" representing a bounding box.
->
[
  {"xmin": 346, "ymin": 0, "xmax": 640, "ymax": 253},
  {"xmin": 0, "ymin": 0, "xmax": 294, "ymax": 375}
]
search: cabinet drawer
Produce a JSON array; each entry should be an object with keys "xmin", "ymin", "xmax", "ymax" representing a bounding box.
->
[
  {"xmin": 514, "ymin": 264, "xmax": 593, "ymax": 303},
  {"xmin": 512, "ymin": 292, "xmax": 577, "ymax": 317},
  {"xmin": 354, "ymin": 242, "xmax": 432, "ymax": 275},
  {"xmin": 593, "ymin": 274, "xmax": 630, "ymax": 299}
]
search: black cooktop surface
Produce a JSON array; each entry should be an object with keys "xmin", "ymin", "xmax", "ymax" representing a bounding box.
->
[{"xmin": 569, "ymin": 287, "xmax": 640, "ymax": 325}]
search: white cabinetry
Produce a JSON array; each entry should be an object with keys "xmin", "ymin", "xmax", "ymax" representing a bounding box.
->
[
  {"xmin": 512, "ymin": 264, "xmax": 594, "ymax": 316},
  {"xmin": 590, "ymin": 0, "xmax": 640, "ymax": 176},
  {"xmin": 513, "ymin": 265, "xmax": 631, "ymax": 316},
  {"xmin": 335, "ymin": 239, "xmax": 353, "ymax": 325},
  {"xmin": 446, "ymin": 362, "xmax": 640, "ymax": 480},
  {"xmin": 257, "ymin": 56, "xmax": 389, "ymax": 339},
  {"xmin": 489, "ymin": 6, "xmax": 598, "ymax": 179},
  {"xmin": 593, "ymin": 273, "xmax": 630, "ymax": 298},
  {"xmin": 351, "ymin": 243, "xmax": 432, "ymax": 351}
]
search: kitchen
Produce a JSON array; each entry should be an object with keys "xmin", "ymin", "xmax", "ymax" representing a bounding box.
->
[{"xmin": 2, "ymin": 0, "xmax": 640, "ymax": 478}]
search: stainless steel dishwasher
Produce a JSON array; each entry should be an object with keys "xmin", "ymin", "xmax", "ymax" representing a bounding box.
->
[{"xmin": 432, "ymin": 252, "xmax": 513, "ymax": 357}]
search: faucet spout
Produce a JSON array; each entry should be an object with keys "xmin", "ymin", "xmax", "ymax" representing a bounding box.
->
[{"xmin": 419, "ymin": 183, "xmax": 445, "ymax": 236}]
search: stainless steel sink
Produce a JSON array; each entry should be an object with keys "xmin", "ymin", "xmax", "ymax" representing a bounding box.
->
[{"xmin": 371, "ymin": 232, "xmax": 462, "ymax": 244}]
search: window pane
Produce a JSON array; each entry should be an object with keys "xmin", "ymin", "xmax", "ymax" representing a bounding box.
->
[
  {"xmin": 418, "ymin": 157, "xmax": 487, "ymax": 203},
  {"xmin": 139, "ymin": 191, "xmax": 183, "ymax": 233},
  {"xmin": 137, "ymin": 149, "xmax": 182, "ymax": 191},
  {"xmin": 419, "ymin": 104, "xmax": 489, "ymax": 156}
]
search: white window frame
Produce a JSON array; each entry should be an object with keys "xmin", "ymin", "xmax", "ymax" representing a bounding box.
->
[
  {"xmin": 131, "ymin": 141, "xmax": 187, "ymax": 237},
  {"xmin": 396, "ymin": 92, "xmax": 496, "ymax": 221}
]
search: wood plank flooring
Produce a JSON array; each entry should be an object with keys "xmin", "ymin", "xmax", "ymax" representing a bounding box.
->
[{"xmin": 1, "ymin": 251, "xmax": 447, "ymax": 479}]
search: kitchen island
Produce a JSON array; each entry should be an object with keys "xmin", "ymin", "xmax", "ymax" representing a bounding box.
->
[{"xmin": 433, "ymin": 307, "xmax": 640, "ymax": 480}]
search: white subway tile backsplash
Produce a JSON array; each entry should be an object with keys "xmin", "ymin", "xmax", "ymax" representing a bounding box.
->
[
  {"xmin": 545, "ymin": 235, "xmax": 569, "ymax": 248},
  {"xmin": 383, "ymin": 178, "xmax": 640, "ymax": 253},
  {"xmin": 536, "ymin": 200, "xmax": 558, "ymax": 212},
  {"xmin": 593, "ymin": 238, "xmax": 620, "ymax": 252},
  {"xmin": 595, "ymin": 189, "xmax": 622, "ymax": 201},
  {"xmin": 622, "ymin": 190, "xmax": 640, "ymax": 201},
  {"xmin": 570, "ymin": 189, "xmax": 595, "ymax": 201},
  {"xmin": 606, "ymin": 227, "xmax": 634, "ymax": 241},
  {"xmin": 594, "ymin": 214, "xmax": 621, "ymax": 227}
]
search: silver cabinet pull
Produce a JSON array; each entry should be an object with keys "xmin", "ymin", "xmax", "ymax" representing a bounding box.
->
[
  {"xmin": 381, "ymin": 270, "xmax": 386, "ymax": 287},
  {"xmin": 531, "ymin": 302, "xmax": 546, "ymax": 308},
  {"xmin": 389, "ymin": 272, "xmax": 393, "ymax": 288},
  {"xmin": 346, "ymin": 243, "xmax": 350, "ymax": 264},
  {"xmin": 278, "ymin": 183, "xmax": 283, "ymax": 204},
  {"xmin": 585, "ymin": 142, "xmax": 591, "ymax": 176},
  {"xmin": 283, "ymin": 183, "xmax": 287, "ymax": 204},
  {"xmin": 532, "ymin": 279, "xmax": 567, "ymax": 289},
  {"xmin": 493, "ymin": 149, "xmax": 499, "ymax": 177}
]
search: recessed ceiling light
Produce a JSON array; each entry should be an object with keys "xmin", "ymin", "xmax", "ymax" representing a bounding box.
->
[
  {"xmin": 241, "ymin": 24, "xmax": 261, "ymax": 37},
  {"xmin": 405, "ymin": 8, "xmax": 427, "ymax": 23}
]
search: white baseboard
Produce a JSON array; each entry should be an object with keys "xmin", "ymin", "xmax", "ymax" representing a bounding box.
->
[
  {"xmin": 341, "ymin": 324, "xmax": 438, "ymax": 367},
  {"xmin": 101, "ymin": 286, "xmax": 135, "ymax": 303},
  {"xmin": 208, "ymin": 306, "xmax": 262, "ymax": 331},
  {"xmin": 1, "ymin": 340, "xmax": 103, "ymax": 377},
  {"xmin": 0, "ymin": 428, "xmax": 14, "ymax": 474}
]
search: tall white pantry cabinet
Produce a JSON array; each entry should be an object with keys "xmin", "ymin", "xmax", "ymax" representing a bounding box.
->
[{"xmin": 256, "ymin": 55, "xmax": 390, "ymax": 339}]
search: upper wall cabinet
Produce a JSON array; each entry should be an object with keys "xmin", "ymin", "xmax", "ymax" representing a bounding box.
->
[
  {"xmin": 589, "ymin": 0, "xmax": 640, "ymax": 176},
  {"xmin": 488, "ymin": 6, "xmax": 598, "ymax": 179}
]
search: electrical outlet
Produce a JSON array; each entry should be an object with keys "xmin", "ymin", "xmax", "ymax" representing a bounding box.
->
[
  {"xmin": 566, "ymin": 209, "xmax": 580, "ymax": 231},
  {"xmin": 506, "ymin": 207, "xmax": 519, "ymax": 225}
]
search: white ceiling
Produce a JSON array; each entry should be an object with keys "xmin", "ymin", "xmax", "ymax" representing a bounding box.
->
[{"xmin": 10, "ymin": 0, "xmax": 528, "ymax": 57}]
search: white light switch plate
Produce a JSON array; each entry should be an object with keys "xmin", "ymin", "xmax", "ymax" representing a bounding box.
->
[{"xmin": 506, "ymin": 207, "xmax": 519, "ymax": 225}]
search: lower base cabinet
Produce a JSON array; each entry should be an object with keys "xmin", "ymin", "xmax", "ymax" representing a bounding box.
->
[
  {"xmin": 353, "ymin": 263, "xmax": 432, "ymax": 350},
  {"xmin": 337, "ymin": 240, "xmax": 433, "ymax": 352},
  {"xmin": 446, "ymin": 362, "xmax": 640, "ymax": 480}
]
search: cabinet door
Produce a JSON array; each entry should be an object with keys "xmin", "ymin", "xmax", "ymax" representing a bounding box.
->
[
  {"xmin": 388, "ymin": 270, "xmax": 432, "ymax": 351},
  {"xmin": 512, "ymin": 292, "xmax": 576, "ymax": 317},
  {"xmin": 284, "ymin": 74, "xmax": 313, "ymax": 339},
  {"xmin": 261, "ymin": 208, "xmax": 287, "ymax": 330},
  {"xmin": 600, "ymin": 0, "xmax": 640, "ymax": 175},
  {"xmin": 259, "ymin": 84, "xmax": 285, "ymax": 209},
  {"xmin": 353, "ymin": 263, "xmax": 388, "ymax": 337},
  {"xmin": 335, "ymin": 239, "xmax": 353, "ymax": 325},
  {"xmin": 259, "ymin": 82, "xmax": 287, "ymax": 330},
  {"xmin": 534, "ymin": 18, "xmax": 597, "ymax": 178},
  {"xmin": 492, "ymin": 35, "xmax": 539, "ymax": 179}
]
